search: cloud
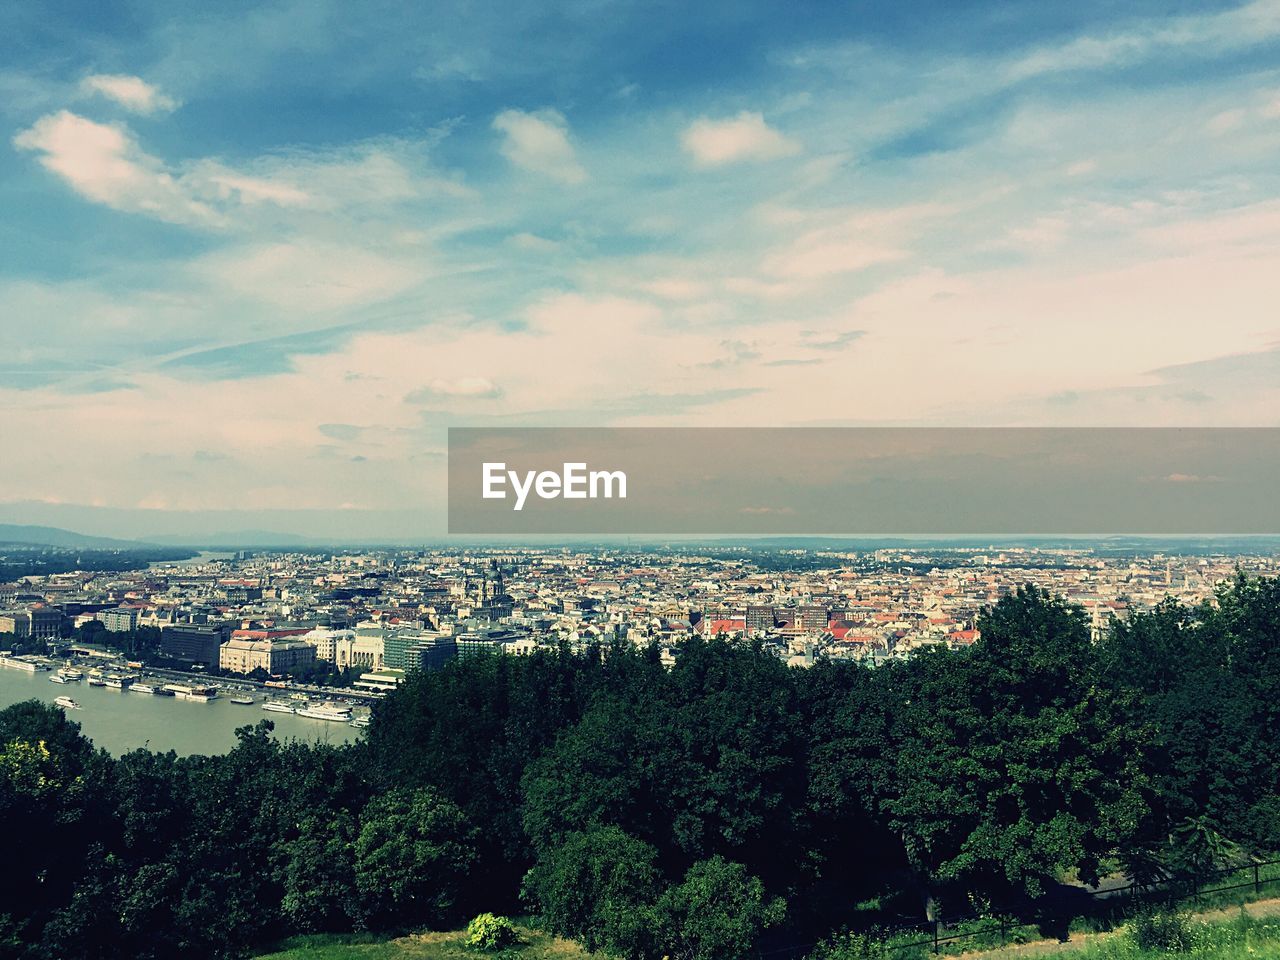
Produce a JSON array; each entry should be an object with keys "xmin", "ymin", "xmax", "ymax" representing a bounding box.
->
[
  {"xmin": 408, "ymin": 377, "xmax": 503, "ymax": 400},
  {"xmin": 193, "ymin": 241, "xmax": 422, "ymax": 310},
  {"xmin": 682, "ymin": 111, "xmax": 800, "ymax": 166},
  {"xmin": 1206, "ymin": 108, "xmax": 1246, "ymax": 135},
  {"xmin": 195, "ymin": 169, "xmax": 312, "ymax": 207},
  {"xmin": 13, "ymin": 111, "xmax": 217, "ymax": 224},
  {"xmin": 80, "ymin": 74, "xmax": 179, "ymax": 114},
  {"xmin": 492, "ymin": 108, "xmax": 586, "ymax": 184},
  {"xmin": 1006, "ymin": 0, "xmax": 1280, "ymax": 81}
]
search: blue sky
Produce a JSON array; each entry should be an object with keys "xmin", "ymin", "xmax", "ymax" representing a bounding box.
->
[{"xmin": 2, "ymin": 0, "xmax": 1280, "ymax": 538}]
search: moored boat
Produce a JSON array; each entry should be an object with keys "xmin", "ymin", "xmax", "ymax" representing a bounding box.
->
[
  {"xmin": 54, "ymin": 696, "xmax": 80, "ymax": 709},
  {"xmin": 49, "ymin": 672, "xmax": 70, "ymax": 684},
  {"xmin": 262, "ymin": 700, "xmax": 295, "ymax": 714},
  {"xmin": 294, "ymin": 702, "xmax": 353, "ymax": 722},
  {"xmin": 0, "ymin": 655, "xmax": 49, "ymax": 672},
  {"xmin": 163, "ymin": 683, "xmax": 217, "ymax": 701},
  {"xmin": 230, "ymin": 696, "xmax": 255, "ymax": 705}
]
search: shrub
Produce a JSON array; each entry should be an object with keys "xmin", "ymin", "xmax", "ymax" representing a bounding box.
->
[
  {"xmin": 466, "ymin": 913, "xmax": 518, "ymax": 951},
  {"xmin": 1130, "ymin": 908, "xmax": 1195, "ymax": 952}
]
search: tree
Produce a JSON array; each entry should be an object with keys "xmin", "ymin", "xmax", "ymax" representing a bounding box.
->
[
  {"xmin": 280, "ymin": 812, "xmax": 358, "ymax": 932},
  {"xmin": 880, "ymin": 587, "xmax": 1149, "ymax": 915},
  {"xmin": 524, "ymin": 826, "xmax": 663, "ymax": 960},
  {"xmin": 655, "ymin": 856, "xmax": 786, "ymax": 960},
  {"xmin": 353, "ymin": 787, "xmax": 476, "ymax": 927}
]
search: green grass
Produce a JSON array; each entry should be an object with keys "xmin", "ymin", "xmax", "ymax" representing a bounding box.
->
[
  {"xmin": 255, "ymin": 923, "xmax": 600, "ymax": 960},
  {"xmin": 1065, "ymin": 912, "xmax": 1280, "ymax": 960}
]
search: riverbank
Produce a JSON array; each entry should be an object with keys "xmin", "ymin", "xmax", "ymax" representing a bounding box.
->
[{"xmin": 0, "ymin": 659, "xmax": 365, "ymax": 755}]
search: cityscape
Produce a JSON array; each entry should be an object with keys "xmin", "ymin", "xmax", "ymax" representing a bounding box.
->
[
  {"xmin": 5, "ymin": 0, "xmax": 1280, "ymax": 958},
  {"xmin": 4, "ymin": 541, "xmax": 1279, "ymax": 696}
]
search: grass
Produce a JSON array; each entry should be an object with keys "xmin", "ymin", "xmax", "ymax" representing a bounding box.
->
[
  {"xmin": 255, "ymin": 923, "xmax": 601, "ymax": 960},
  {"xmin": 1057, "ymin": 911, "xmax": 1280, "ymax": 960}
]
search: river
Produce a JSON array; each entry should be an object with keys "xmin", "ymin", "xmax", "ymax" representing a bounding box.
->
[{"xmin": 0, "ymin": 665, "xmax": 363, "ymax": 756}]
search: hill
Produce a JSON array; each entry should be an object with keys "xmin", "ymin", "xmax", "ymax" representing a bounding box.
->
[{"xmin": 0, "ymin": 522, "xmax": 149, "ymax": 550}]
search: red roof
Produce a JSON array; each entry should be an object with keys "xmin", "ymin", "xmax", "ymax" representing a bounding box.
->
[{"xmin": 708, "ymin": 619, "xmax": 745, "ymax": 635}]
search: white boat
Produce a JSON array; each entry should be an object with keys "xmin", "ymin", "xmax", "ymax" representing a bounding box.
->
[
  {"xmin": 229, "ymin": 696, "xmax": 255, "ymax": 705},
  {"xmin": 262, "ymin": 700, "xmax": 296, "ymax": 714},
  {"xmin": 294, "ymin": 702, "xmax": 353, "ymax": 722},
  {"xmin": 163, "ymin": 683, "xmax": 217, "ymax": 701},
  {"xmin": 349, "ymin": 715, "xmax": 372, "ymax": 728},
  {"xmin": 87, "ymin": 675, "xmax": 106, "ymax": 687},
  {"xmin": 0, "ymin": 655, "xmax": 47, "ymax": 672},
  {"xmin": 104, "ymin": 674, "xmax": 134, "ymax": 689},
  {"xmin": 61, "ymin": 665, "xmax": 85, "ymax": 681},
  {"xmin": 131, "ymin": 683, "xmax": 158, "ymax": 695},
  {"xmin": 54, "ymin": 696, "xmax": 80, "ymax": 710},
  {"xmin": 49, "ymin": 672, "xmax": 69, "ymax": 684}
]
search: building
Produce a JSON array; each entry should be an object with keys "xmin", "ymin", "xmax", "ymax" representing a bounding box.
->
[
  {"xmin": 219, "ymin": 635, "xmax": 317, "ymax": 675},
  {"xmin": 403, "ymin": 634, "xmax": 458, "ymax": 672},
  {"xmin": 301, "ymin": 626, "xmax": 356, "ymax": 662},
  {"xmin": 5, "ymin": 605, "xmax": 63, "ymax": 641},
  {"xmin": 788, "ymin": 605, "xmax": 829, "ymax": 632},
  {"xmin": 0, "ymin": 611, "xmax": 31, "ymax": 637},
  {"xmin": 99, "ymin": 606, "xmax": 140, "ymax": 632},
  {"xmin": 384, "ymin": 628, "xmax": 454, "ymax": 670},
  {"xmin": 160, "ymin": 623, "xmax": 232, "ymax": 668},
  {"xmin": 745, "ymin": 605, "xmax": 776, "ymax": 635}
]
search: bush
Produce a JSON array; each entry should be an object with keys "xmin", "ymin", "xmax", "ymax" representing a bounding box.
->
[
  {"xmin": 466, "ymin": 913, "xmax": 518, "ymax": 951},
  {"xmin": 1130, "ymin": 908, "xmax": 1195, "ymax": 952}
]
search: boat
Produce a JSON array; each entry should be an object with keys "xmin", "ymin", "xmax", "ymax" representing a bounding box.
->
[
  {"xmin": 61, "ymin": 666, "xmax": 84, "ymax": 681},
  {"xmin": 262, "ymin": 700, "xmax": 296, "ymax": 714},
  {"xmin": 163, "ymin": 683, "xmax": 217, "ymax": 701},
  {"xmin": 104, "ymin": 674, "xmax": 134, "ymax": 689},
  {"xmin": 131, "ymin": 683, "xmax": 159, "ymax": 695},
  {"xmin": 0, "ymin": 655, "xmax": 48, "ymax": 672},
  {"xmin": 49, "ymin": 672, "xmax": 70, "ymax": 684},
  {"xmin": 54, "ymin": 696, "xmax": 80, "ymax": 710},
  {"xmin": 294, "ymin": 702, "xmax": 354, "ymax": 722},
  {"xmin": 87, "ymin": 675, "xmax": 106, "ymax": 687},
  {"xmin": 349, "ymin": 715, "xmax": 372, "ymax": 729},
  {"xmin": 229, "ymin": 696, "xmax": 255, "ymax": 706}
]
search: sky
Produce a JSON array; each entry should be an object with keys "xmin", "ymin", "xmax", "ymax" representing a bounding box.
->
[{"xmin": 2, "ymin": 0, "xmax": 1280, "ymax": 540}]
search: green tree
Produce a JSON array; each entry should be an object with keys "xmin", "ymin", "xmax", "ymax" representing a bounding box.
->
[
  {"xmin": 655, "ymin": 856, "xmax": 786, "ymax": 960},
  {"xmin": 353, "ymin": 787, "xmax": 476, "ymax": 927},
  {"xmin": 524, "ymin": 826, "xmax": 662, "ymax": 959}
]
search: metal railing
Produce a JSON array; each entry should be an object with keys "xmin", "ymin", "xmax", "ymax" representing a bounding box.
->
[{"xmin": 762, "ymin": 857, "xmax": 1280, "ymax": 959}]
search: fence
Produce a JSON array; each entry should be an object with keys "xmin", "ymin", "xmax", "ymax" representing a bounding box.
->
[{"xmin": 762, "ymin": 856, "xmax": 1280, "ymax": 959}]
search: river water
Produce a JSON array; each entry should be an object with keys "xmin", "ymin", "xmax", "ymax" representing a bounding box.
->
[{"xmin": 0, "ymin": 666, "xmax": 363, "ymax": 756}]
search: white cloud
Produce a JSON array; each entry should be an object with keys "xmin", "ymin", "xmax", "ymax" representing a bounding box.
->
[
  {"xmin": 759, "ymin": 206, "xmax": 939, "ymax": 280},
  {"xmin": 13, "ymin": 111, "xmax": 217, "ymax": 225},
  {"xmin": 492, "ymin": 109, "xmax": 586, "ymax": 184},
  {"xmin": 411, "ymin": 376, "xmax": 503, "ymax": 399},
  {"xmin": 194, "ymin": 169, "xmax": 312, "ymax": 207},
  {"xmin": 1206, "ymin": 108, "xmax": 1246, "ymax": 135},
  {"xmin": 682, "ymin": 111, "xmax": 800, "ymax": 166},
  {"xmin": 194, "ymin": 241, "xmax": 422, "ymax": 310},
  {"xmin": 80, "ymin": 74, "xmax": 178, "ymax": 114},
  {"xmin": 1007, "ymin": 0, "xmax": 1280, "ymax": 81}
]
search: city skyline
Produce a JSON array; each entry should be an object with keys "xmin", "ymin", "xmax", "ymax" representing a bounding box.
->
[{"xmin": 4, "ymin": 0, "xmax": 1280, "ymax": 538}]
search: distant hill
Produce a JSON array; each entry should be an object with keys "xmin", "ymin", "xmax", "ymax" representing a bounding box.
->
[
  {"xmin": 146, "ymin": 530, "xmax": 313, "ymax": 548},
  {"xmin": 0, "ymin": 523, "xmax": 149, "ymax": 550}
]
